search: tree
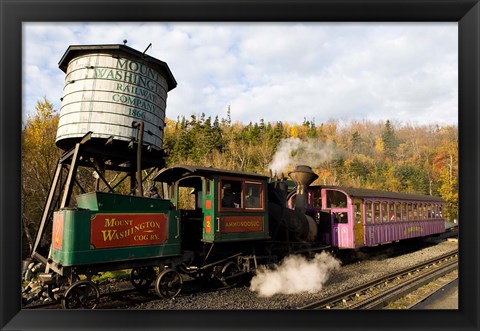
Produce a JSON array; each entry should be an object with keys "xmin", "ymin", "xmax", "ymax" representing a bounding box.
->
[
  {"xmin": 381, "ymin": 120, "xmax": 399, "ymax": 159},
  {"xmin": 434, "ymin": 127, "xmax": 458, "ymax": 221},
  {"xmin": 22, "ymin": 98, "xmax": 62, "ymax": 256},
  {"xmin": 350, "ymin": 131, "xmax": 362, "ymax": 154}
]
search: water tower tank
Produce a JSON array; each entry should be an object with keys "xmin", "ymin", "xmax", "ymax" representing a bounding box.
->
[{"xmin": 55, "ymin": 44, "xmax": 177, "ymax": 151}]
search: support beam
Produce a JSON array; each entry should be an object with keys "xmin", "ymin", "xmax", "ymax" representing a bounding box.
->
[
  {"xmin": 31, "ymin": 161, "xmax": 63, "ymax": 258},
  {"xmin": 60, "ymin": 143, "xmax": 81, "ymax": 208}
]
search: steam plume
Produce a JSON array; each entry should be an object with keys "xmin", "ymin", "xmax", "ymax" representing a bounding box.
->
[
  {"xmin": 268, "ymin": 138, "xmax": 339, "ymax": 175},
  {"xmin": 249, "ymin": 252, "xmax": 341, "ymax": 297}
]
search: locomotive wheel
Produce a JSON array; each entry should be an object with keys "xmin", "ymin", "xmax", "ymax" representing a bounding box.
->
[
  {"xmin": 155, "ymin": 269, "xmax": 183, "ymax": 299},
  {"xmin": 130, "ymin": 267, "xmax": 156, "ymax": 291},
  {"xmin": 220, "ymin": 261, "xmax": 240, "ymax": 288},
  {"xmin": 62, "ymin": 280, "xmax": 100, "ymax": 309}
]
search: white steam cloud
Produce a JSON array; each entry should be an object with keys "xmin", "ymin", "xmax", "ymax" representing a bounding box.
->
[
  {"xmin": 268, "ymin": 138, "xmax": 339, "ymax": 175},
  {"xmin": 249, "ymin": 252, "xmax": 341, "ymax": 297}
]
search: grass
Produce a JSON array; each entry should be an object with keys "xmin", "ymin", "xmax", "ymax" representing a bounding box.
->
[{"xmin": 92, "ymin": 270, "xmax": 131, "ymax": 282}]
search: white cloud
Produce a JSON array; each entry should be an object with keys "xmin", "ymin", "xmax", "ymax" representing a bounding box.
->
[{"xmin": 23, "ymin": 22, "xmax": 458, "ymax": 127}]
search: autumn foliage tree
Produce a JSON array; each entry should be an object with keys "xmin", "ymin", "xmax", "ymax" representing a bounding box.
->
[
  {"xmin": 22, "ymin": 98, "xmax": 62, "ymax": 255},
  {"xmin": 162, "ymin": 116, "xmax": 458, "ymax": 221}
]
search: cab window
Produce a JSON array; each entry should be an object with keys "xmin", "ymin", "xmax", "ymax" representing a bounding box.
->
[
  {"xmin": 245, "ymin": 182, "xmax": 262, "ymax": 209},
  {"xmin": 221, "ymin": 180, "xmax": 242, "ymax": 208},
  {"xmin": 219, "ymin": 178, "xmax": 264, "ymax": 211}
]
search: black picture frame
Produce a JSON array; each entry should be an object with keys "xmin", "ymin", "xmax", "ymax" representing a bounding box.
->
[{"xmin": 1, "ymin": 1, "xmax": 478, "ymax": 330}]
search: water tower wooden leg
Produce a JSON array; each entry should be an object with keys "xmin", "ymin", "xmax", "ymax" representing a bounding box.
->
[
  {"xmin": 31, "ymin": 161, "xmax": 63, "ymax": 259},
  {"xmin": 60, "ymin": 143, "xmax": 81, "ymax": 208}
]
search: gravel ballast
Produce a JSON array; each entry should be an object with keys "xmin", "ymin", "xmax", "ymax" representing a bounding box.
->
[{"xmin": 125, "ymin": 239, "xmax": 458, "ymax": 310}]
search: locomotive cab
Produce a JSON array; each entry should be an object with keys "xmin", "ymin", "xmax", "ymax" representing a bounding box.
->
[{"xmin": 154, "ymin": 165, "xmax": 271, "ymax": 250}]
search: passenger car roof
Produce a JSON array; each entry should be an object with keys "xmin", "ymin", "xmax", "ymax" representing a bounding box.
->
[{"xmin": 317, "ymin": 185, "xmax": 444, "ymax": 203}]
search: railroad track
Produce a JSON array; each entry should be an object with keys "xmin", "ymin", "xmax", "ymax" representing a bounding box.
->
[
  {"xmin": 23, "ymin": 286, "xmax": 144, "ymax": 309},
  {"xmin": 24, "ymin": 236, "xmax": 459, "ymax": 310},
  {"xmin": 300, "ymin": 249, "xmax": 458, "ymax": 310},
  {"xmin": 24, "ymin": 277, "xmax": 236, "ymax": 309}
]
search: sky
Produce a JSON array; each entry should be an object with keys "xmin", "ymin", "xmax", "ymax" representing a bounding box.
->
[{"xmin": 23, "ymin": 22, "xmax": 458, "ymax": 127}]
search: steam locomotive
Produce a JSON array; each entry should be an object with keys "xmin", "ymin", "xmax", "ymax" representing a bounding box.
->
[
  {"xmin": 26, "ymin": 44, "xmax": 445, "ymax": 309},
  {"xmin": 31, "ymin": 162, "xmax": 445, "ymax": 309}
]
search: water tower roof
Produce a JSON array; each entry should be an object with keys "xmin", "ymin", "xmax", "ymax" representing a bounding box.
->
[{"xmin": 58, "ymin": 44, "xmax": 177, "ymax": 91}]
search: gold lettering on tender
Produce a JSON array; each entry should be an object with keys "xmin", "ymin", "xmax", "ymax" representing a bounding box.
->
[
  {"xmin": 105, "ymin": 218, "xmax": 115, "ymax": 227},
  {"xmin": 102, "ymin": 229, "xmax": 118, "ymax": 241},
  {"xmin": 100, "ymin": 217, "xmax": 164, "ymax": 242},
  {"xmin": 104, "ymin": 218, "xmax": 134, "ymax": 227}
]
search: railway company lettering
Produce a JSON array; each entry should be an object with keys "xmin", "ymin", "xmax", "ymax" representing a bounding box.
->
[
  {"xmin": 93, "ymin": 67, "xmax": 163, "ymax": 94},
  {"xmin": 105, "ymin": 218, "xmax": 133, "ymax": 227},
  {"xmin": 101, "ymin": 219, "xmax": 163, "ymax": 242},
  {"xmin": 92, "ymin": 57, "xmax": 166, "ymax": 118},
  {"xmin": 90, "ymin": 213, "xmax": 168, "ymax": 248},
  {"xmin": 116, "ymin": 58, "xmax": 160, "ymax": 82},
  {"xmin": 112, "ymin": 94, "xmax": 157, "ymax": 112},
  {"xmin": 115, "ymin": 82, "xmax": 158, "ymax": 103}
]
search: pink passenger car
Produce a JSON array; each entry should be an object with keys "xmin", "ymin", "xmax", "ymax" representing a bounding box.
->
[{"xmin": 289, "ymin": 186, "xmax": 445, "ymax": 249}]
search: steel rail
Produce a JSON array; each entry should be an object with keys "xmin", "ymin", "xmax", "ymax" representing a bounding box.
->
[
  {"xmin": 24, "ymin": 277, "xmax": 231, "ymax": 309},
  {"xmin": 300, "ymin": 249, "xmax": 458, "ymax": 310},
  {"xmin": 348, "ymin": 258, "xmax": 458, "ymax": 309},
  {"xmin": 406, "ymin": 276, "xmax": 458, "ymax": 309},
  {"xmin": 24, "ymin": 286, "xmax": 141, "ymax": 309}
]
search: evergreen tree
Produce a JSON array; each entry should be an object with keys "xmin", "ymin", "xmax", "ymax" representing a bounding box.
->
[
  {"xmin": 350, "ymin": 131, "xmax": 362, "ymax": 153},
  {"xmin": 381, "ymin": 120, "xmax": 398, "ymax": 159}
]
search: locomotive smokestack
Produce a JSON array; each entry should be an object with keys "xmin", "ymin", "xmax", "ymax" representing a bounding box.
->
[{"xmin": 288, "ymin": 165, "xmax": 318, "ymax": 214}]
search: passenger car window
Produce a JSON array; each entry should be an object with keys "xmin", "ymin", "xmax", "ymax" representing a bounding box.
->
[
  {"xmin": 326, "ymin": 190, "xmax": 347, "ymax": 208},
  {"xmin": 427, "ymin": 204, "xmax": 433, "ymax": 219},
  {"xmin": 365, "ymin": 201, "xmax": 373, "ymax": 223},
  {"xmin": 407, "ymin": 203, "xmax": 413, "ymax": 220},
  {"xmin": 374, "ymin": 202, "xmax": 380, "ymax": 222},
  {"xmin": 312, "ymin": 189, "xmax": 322, "ymax": 208},
  {"xmin": 389, "ymin": 202, "xmax": 396, "ymax": 221},
  {"xmin": 396, "ymin": 202, "xmax": 401, "ymax": 221},
  {"xmin": 333, "ymin": 212, "xmax": 348, "ymax": 224},
  {"xmin": 354, "ymin": 203, "xmax": 362, "ymax": 224},
  {"xmin": 381, "ymin": 202, "xmax": 388, "ymax": 222}
]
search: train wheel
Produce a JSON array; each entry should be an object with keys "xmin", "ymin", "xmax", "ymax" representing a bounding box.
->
[
  {"xmin": 220, "ymin": 261, "xmax": 240, "ymax": 288},
  {"xmin": 155, "ymin": 269, "xmax": 183, "ymax": 299},
  {"xmin": 130, "ymin": 267, "xmax": 156, "ymax": 291},
  {"xmin": 62, "ymin": 280, "xmax": 99, "ymax": 309}
]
